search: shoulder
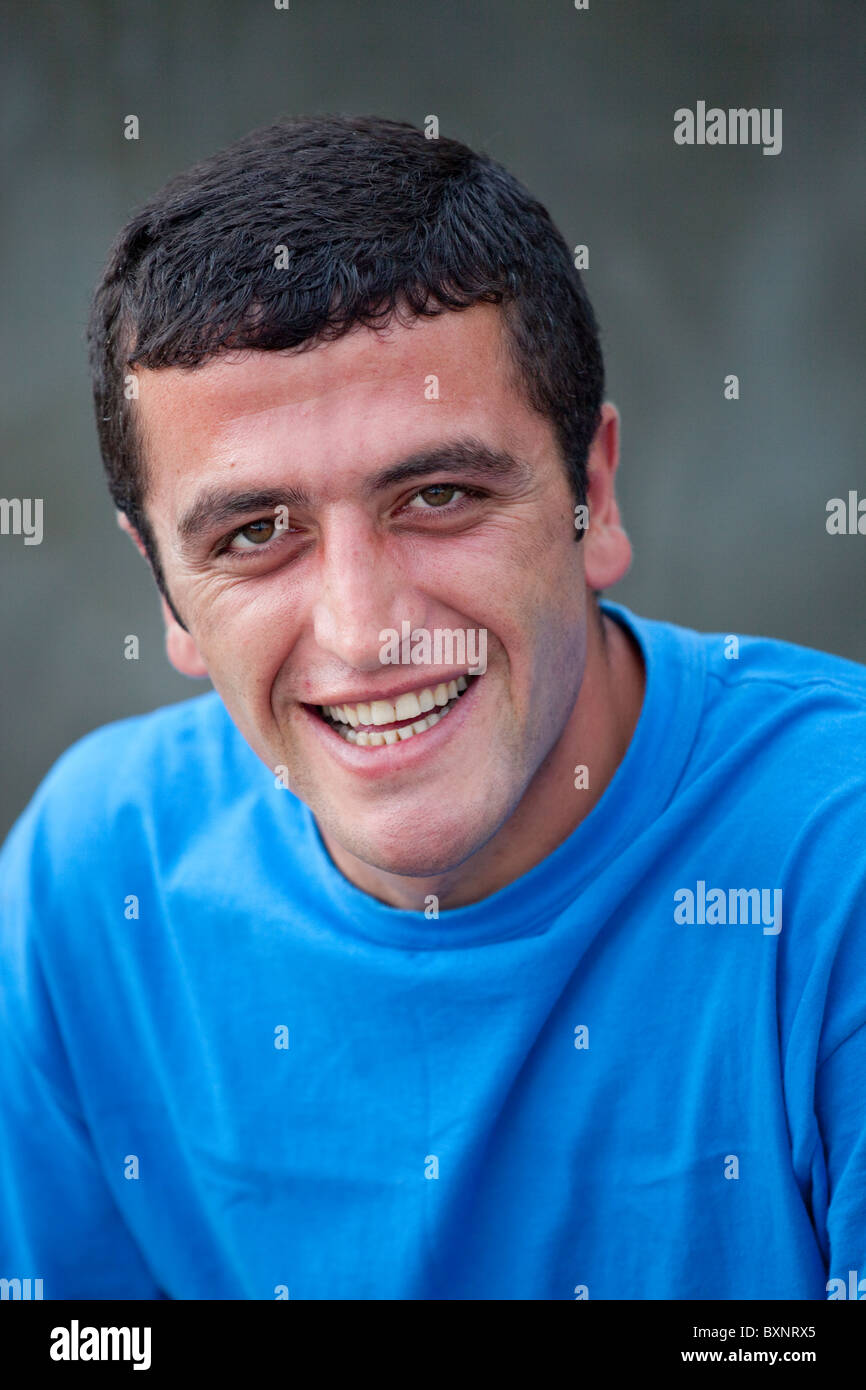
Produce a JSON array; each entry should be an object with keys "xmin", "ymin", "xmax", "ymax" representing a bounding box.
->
[
  {"xmin": 699, "ymin": 622, "xmax": 866, "ymax": 784},
  {"xmin": 613, "ymin": 604, "xmax": 866, "ymax": 887},
  {"xmin": 702, "ymin": 622, "xmax": 866, "ymax": 707},
  {"xmin": 27, "ymin": 689, "xmax": 238, "ymax": 801},
  {"xmin": 618, "ymin": 609, "xmax": 866, "ymax": 1053},
  {"xmin": 0, "ymin": 692, "xmax": 267, "ymax": 873},
  {"xmin": 622, "ymin": 604, "xmax": 866, "ymax": 780}
]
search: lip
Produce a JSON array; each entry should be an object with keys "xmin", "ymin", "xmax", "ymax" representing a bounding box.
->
[
  {"xmin": 299, "ymin": 670, "xmax": 484, "ymax": 777},
  {"xmin": 304, "ymin": 670, "xmax": 478, "ymax": 708}
]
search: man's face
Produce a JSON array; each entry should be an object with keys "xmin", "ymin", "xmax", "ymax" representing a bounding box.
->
[{"xmin": 134, "ymin": 304, "xmax": 595, "ymax": 876}]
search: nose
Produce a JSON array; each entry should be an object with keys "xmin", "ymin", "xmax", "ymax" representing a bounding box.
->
[{"xmin": 311, "ymin": 511, "xmax": 426, "ymax": 673}]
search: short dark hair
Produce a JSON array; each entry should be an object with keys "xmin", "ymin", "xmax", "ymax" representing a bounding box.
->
[{"xmin": 87, "ymin": 114, "xmax": 604, "ymax": 619}]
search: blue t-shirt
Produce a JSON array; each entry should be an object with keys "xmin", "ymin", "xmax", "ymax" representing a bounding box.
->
[{"xmin": 1, "ymin": 601, "xmax": 865, "ymax": 1301}]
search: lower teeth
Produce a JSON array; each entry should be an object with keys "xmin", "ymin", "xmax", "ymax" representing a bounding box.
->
[{"xmin": 329, "ymin": 693, "xmax": 461, "ymax": 746}]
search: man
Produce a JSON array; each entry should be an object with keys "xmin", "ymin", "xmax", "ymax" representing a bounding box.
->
[{"xmin": 1, "ymin": 115, "xmax": 864, "ymax": 1301}]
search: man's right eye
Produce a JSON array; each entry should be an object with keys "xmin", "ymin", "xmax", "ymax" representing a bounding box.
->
[
  {"xmin": 216, "ymin": 516, "xmax": 295, "ymax": 558},
  {"xmin": 230, "ymin": 518, "xmax": 277, "ymax": 549}
]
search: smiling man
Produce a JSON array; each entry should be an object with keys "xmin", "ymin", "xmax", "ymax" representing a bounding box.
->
[
  {"xmin": 128, "ymin": 301, "xmax": 643, "ymax": 907},
  {"xmin": 1, "ymin": 116, "xmax": 864, "ymax": 1301}
]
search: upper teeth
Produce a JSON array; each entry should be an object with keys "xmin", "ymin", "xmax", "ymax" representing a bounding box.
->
[{"xmin": 322, "ymin": 675, "xmax": 469, "ymax": 728}]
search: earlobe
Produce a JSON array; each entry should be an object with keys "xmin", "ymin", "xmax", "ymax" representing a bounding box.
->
[{"xmin": 161, "ymin": 598, "xmax": 209, "ymax": 678}]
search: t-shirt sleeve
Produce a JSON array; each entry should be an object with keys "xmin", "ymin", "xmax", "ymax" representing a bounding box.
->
[
  {"xmin": 0, "ymin": 798, "xmax": 164, "ymax": 1299},
  {"xmin": 815, "ymin": 1022, "xmax": 866, "ymax": 1291}
]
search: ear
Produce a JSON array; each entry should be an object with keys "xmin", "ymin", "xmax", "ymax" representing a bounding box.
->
[
  {"xmin": 116, "ymin": 510, "xmax": 209, "ymax": 679},
  {"xmin": 160, "ymin": 597, "xmax": 210, "ymax": 679},
  {"xmin": 116, "ymin": 508, "xmax": 149, "ymax": 559},
  {"xmin": 581, "ymin": 402, "xmax": 633, "ymax": 591}
]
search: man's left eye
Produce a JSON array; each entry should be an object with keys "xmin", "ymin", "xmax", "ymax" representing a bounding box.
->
[{"xmin": 407, "ymin": 485, "xmax": 466, "ymax": 509}]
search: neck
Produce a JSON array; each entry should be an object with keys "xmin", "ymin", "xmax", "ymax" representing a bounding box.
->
[{"xmin": 319, "ymin": 606, "xmax": 646, "ymax": 910}]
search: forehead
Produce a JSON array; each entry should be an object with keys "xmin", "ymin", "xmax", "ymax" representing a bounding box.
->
[{"xmin": 132, "ymin": 303, "xmax": 546, "ymax": 514}]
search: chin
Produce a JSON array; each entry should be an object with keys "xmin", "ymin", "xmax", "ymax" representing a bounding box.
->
[{"xmin": 335, "ymin": 805, "xmax": 500, "ymax": 880}]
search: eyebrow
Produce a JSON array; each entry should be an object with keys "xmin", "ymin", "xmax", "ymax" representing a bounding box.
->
[
  {"xmin": 176, "ymin": 437, "xmax": 531, "ymax": 548},
  {"xmin": 177, "ymin": 486, "xmax": 312, "ymax": 547},
  {"xmin": 361, "ymin": 438, "xmax": 533, "ymax": 496}
]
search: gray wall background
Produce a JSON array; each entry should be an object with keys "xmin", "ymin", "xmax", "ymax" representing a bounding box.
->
[{"xmin": 1, "ymin": 0, "xmax": 864, "ymax": 837}]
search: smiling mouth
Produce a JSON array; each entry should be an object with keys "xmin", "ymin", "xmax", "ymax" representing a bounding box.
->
[{"xmin": 312, "ymin": 673, "xmax": 480, "ymax": 746}]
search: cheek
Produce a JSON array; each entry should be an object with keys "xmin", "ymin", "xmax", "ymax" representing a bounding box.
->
[
  {"xmin": 419, "ymin": 506, "xmax": 579, "ymax": 614},
  {"xmin": 191, "ymin": 587, "xmax": 300, "ymax": 710},
  {"xmin": 515, "ymin": 545, "xmax": 587, "ymax": 712},
  {"xmin": 504, "ymin": 529, "xmax": 586, "ymax": 642},
  {"xmin": 406, "ymin": 520, "xmax": 583, "ymax": 697}
]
